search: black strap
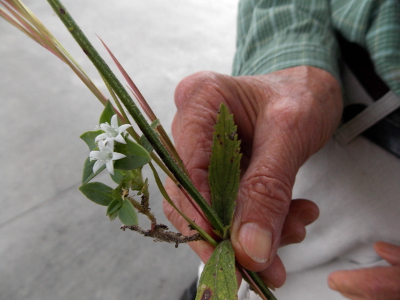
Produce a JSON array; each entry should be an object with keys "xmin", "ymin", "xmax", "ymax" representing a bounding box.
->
[{"xmin": 337, "ymin": 33, "xmax": 400, "ymax": 158}]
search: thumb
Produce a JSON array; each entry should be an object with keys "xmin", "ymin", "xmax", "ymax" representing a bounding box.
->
[{"xmin": 231, "ymin": 124, "xmax": 297, "ymax": 272}]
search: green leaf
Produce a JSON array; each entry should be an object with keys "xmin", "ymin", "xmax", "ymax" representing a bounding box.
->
[
  {"xmin": 150, "ymin": 119, "xmax": 160, "ymax": 129},
  {"xmin": 209, "ymin": 103, "xmax": 242, "ymax": 233},
  {"xmin": 127, "ymin": 169, "xmax": 145, "ymax": 191},
  {"xmin": 99, "ymin": 100, "xmax": 115, "ymax": 124},
  {"xmin": 81, "ymin": 157, "xmax": 105, "ymax": 184},
  {"xmin": 108, "ymin": 210, "xmax": 118, "ymax": 221},
  {"xmin": 117, "ymin": 199, "xmax": 138, "ymax": 226},
  {"xmin": 114, "ymin": 138, "xmax": 151, "ymax": 170},
  {"xmin": 79, "ymin": 182, "xmax": 114, "ymax": 206},
  {"xmin": 110, "ymin": 169, "xmax": 125, "ymax": 184},
  {"xmin": 107, "ymin": 198, "xmax": 123, "ymax": 221},
  {"xmin": 138, "ymin": 178, "xmax": 149, "ymax": 196},
  {"xmin": 196, "ymin": 240, "xmax": 238, "ymax": 300},
  {"xmin": 80, "ymin": 130, "xmax": 103, "ymax": 150}
]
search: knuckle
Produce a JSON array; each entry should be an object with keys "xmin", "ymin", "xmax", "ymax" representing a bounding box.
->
[
  {"xmin": 268, "ymin": 91, "xmax": 313, "ymax": 130},
  {"xmin": 241, "ymin": 174, "xmax": 292, "ymax": 224},
  {"xmin": 174, "ymin": 71, "xmax": 225, "ymax": 111}
]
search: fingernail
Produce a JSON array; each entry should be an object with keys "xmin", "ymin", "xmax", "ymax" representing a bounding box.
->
[{"xmin": 238, "ymin": 223, "xmax": 272, "ymax": 263}]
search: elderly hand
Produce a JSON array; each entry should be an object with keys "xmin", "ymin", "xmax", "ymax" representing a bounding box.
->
[
  {"xmin": 329, "ymin": 241, "xmax": 400, "ymax": 299},
  {"xmin": 164, "ymin": 66, "xmax": 342, "ymax": 288}
]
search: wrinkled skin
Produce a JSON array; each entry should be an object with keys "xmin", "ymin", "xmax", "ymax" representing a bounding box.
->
[
  {"xmin": 164, "ymin": 66, "xmax": 343, "ymax": 288},
  {"xmin": 329, "ymin": 241, "xmax": 400, "ymax": 300}
]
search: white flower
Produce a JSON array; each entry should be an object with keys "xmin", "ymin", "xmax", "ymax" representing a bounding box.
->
[
  {"xmin": 89, "ymin": 139, "xmax": 126, "ymax": 175},
  {"xmin": 95, "ymin": 114, "xmax": 131, "ymax": 144}
]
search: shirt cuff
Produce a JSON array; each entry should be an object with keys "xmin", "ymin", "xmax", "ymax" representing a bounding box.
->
[{"xmin": 232, "ymin": 32, "xmax": 340, "ymax": 81}]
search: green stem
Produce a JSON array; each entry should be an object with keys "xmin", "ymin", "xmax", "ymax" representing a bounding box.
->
[
  {"xmin": 102, "ymin": 83, "xmax": 175, "ymax": 179},
  {"xmin": 102, "ymin": 65, "xmax": 197, "ymax": 199},
  {"xmin": 246, "ymin": 270, "xmax": 277, "ymax": 300},
  {"xmin": 46, "ymin": 0, "xmax": 224, "ymax": 234}
]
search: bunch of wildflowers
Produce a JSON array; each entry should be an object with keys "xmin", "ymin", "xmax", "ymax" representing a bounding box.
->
[
  {"xmin": 78, "ymin": 101, "xmax": 154, "ymax": 227},
  {"xmin": 89, "ymin": 114, "xmax": 131, "ymax": 175}
]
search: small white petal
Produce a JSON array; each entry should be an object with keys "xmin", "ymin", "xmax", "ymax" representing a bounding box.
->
[
  {"xmin": 95, "ymin": 133, "xmax": 108, "ymax": 142},
  {"xmin": 114, "ymin": 134, "xmax": 126, "ymax": 144},
  {"xmin": 112, "ymin": 152, "xmax": 126, "ymax": 160},
  {"xmin": 104, "ymin": 139, "xmax": 115, "ymax": 151},
  {"xmin": 111, "ymin": 114, "xmax": 119, "ymax": 128},
  {"xmin": 102, "ymin": 138, "xmax": 114, "ymax": 147},
  {"xmin": 97, "ymin": 140, "xmax": 106, "ymax": 150},
  {"xmin": 106, "ymin": 160, "xmax": 114, "ymax": 175},
  {"xmin": 100, "ymin": 123, "xmax": 113, "ymax": 133},
  {"xmin": 93, "ymin": 160, "xmax": 105, "ymax": 173},
  {"xmin": 89, "ymin": 150, "xmax": 101, "ymax": 160},
  {"xmin": 118, "ymin": 124, "xmax": 132, "ymax": 133}
]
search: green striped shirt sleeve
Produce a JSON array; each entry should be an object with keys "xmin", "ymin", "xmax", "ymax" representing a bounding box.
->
[
  {"xmin": 232, "ymin": 0, "xmax": 340, "ymax": 80},
  {"xmin": 232, "ymin": 0, "xmax": 400, "ymax": 97},
  {"xmin": 331, "ymin": 0, "xmax": 400, "ymax": 96}
]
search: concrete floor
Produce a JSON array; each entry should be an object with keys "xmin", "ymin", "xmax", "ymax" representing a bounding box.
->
[{"xmin": 0, "ymin": 1, "xmax": 237, "ymax": 299}]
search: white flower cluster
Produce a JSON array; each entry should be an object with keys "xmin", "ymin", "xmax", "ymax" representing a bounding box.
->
[{"xmin": 89, "ymin": 115, "xmax": 132, "ymax": 175}]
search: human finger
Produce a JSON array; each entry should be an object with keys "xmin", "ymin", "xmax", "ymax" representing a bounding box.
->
[
  {"xmin": 279, "ymin": 199, "xmax": 319, "ymax": 247},
  {"xmin": 374, "ymin": 241, "xmax": 400, "ymax": 266},
  {"xmin": 329, "ymin": 266, "xmax": 400, "ymax": 299}
]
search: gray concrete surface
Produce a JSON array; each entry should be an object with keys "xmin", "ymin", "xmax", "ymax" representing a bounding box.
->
[{"xmin": 0, "ymin": 1, "xmax": 237, "ymax": 299}]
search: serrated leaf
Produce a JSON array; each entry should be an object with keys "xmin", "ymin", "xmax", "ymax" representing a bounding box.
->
[
  {"xmin": 209, "ymin": 103, "xmax": 242, "ymax": 233},
  {"xmin": 80, "ymin": 130, "xmax": 103, "ymax": 150},
  {"xmin": 196, "ymin": 240, "xmax": 238, "ymax": 300},
  {"xmin": 79, "ymin": 182, "xmax": 114, "ymax": 206},
  {"xmin": 99, "ymin": 100, "xmax": 115, "ymax": 124},
  {"xmin": 82, "ymin": 157, "xmax": 105, "ymax": 184},
  {"xmin": 114, "ymin": 138, "xmax": 151, "ymax": 170},
  {"xmin": 117, "ymin": 199, "xmax": 138, "ymax": 226}
]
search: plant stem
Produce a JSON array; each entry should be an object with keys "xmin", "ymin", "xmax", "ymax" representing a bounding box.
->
[
  {"xmin": 46, "ymin": 0, "xmax": 224, "ymax": 234},
  {"xmin": 246, "ymin": 270, "xmax": 277, "ymax": 300},
  {"xmin": 148, "ymin": 162, "xmax": 217, "ymax": 247}
]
